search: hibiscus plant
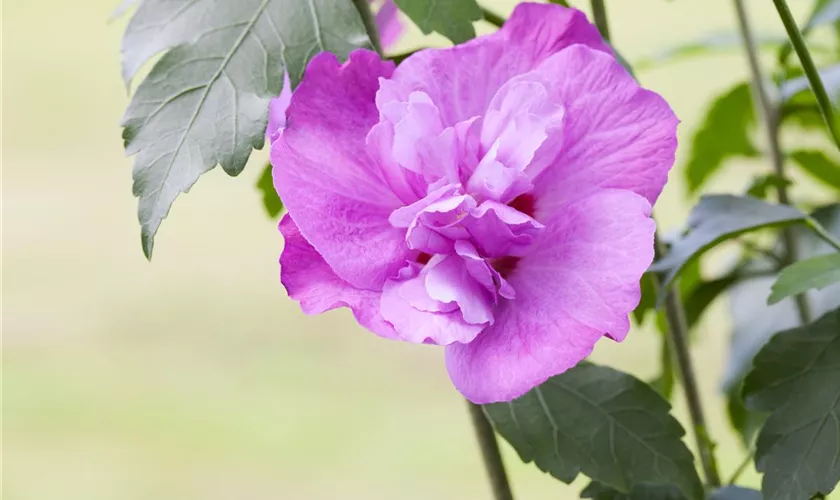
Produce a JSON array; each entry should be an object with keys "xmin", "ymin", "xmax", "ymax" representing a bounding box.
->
[{"xmin": 116, "ymin": 0, "xmax": 840, "ymax": 498}]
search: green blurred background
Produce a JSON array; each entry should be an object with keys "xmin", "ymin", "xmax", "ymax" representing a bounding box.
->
[{"xmin": 2, "ymin": 0, "xmax": 821, "ymax": 498}]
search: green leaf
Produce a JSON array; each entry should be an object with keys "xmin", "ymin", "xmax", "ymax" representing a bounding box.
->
[
  {"xmin": 745, "ymin": 174, "xmax": 792, "ymax": 200},
  {"xmin": 790, "ymin": 150, "xmax": 840, "ymax": 192},
  {"xmin": 743, "ymin": 308, "xmax": 840, "ymax": 500},
  {"xmin": 726, "ymin": 382, "xmax": 767, "ymax": 447},
  {"xmin": 722, "ymin": 204, "xmax": 840, "ymax": 392},
  {"xmin": 650, "ymin": 195, "xmax": 806, "ymax": 293},
  {"xmin": 683, "ymin": 274, "xmax": 741, "ymax": 328},
  {"xmin": 685, "ymin": 83, "xmax": 759, "ymax": 194},
  {"xmin": 581, "ymin": 480, "xmax": 683, "ymax": 500},
  {"xmin": 769, "ymin": 252, "xmax": 840, "ymax": 304},
  {"xmin": 391, "ymin": 0, "xmax": 481, "ymax": 44},
  {"xmin": 120, "ymin": 0, "xmax": 371, "ymax": 258},
  {"xmin": 709, "ymin": 486, "xmax": 762, "ymax": 500},
  {"xmin": 484, "ymin": 363, "xmax": 703, "ymax": 500},
  {"xmin": 256, "ymin": 163, "xmax": 283, "ymax": 218}
]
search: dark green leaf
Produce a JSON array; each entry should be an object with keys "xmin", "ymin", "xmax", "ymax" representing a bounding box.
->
[
  {"xmin": 484, "ymin": 363, "xmax": 703, "ymax": 500},
  {"xmin": 768, "ymin": 252, "xmax": 840, "ymax": 304},
  {"xmin": 121, "ymin": 0, "xmax": 371, "ymax": 258},
  {"xmin": 745, "ymin": 174, "xmax": 792, "ymax": 200},
  {"xmin": 685, "ymin": 83, "xmax": 759, "ymax": 194},
  {"xmin": 708, "ymin": 486, "xmax": 762, "ymax": 500},
  {"xmin": 726, "ymin": 382, "xmax": 767, "ymax": 447},
  {"xmin": 633, "ymin": 273, "xmax": 657, "ymax": 324},
  {"xmin": 790, "ymin": 150, "xmax": 840, "ymax": 192},
  {"xmin": 391, "ymin": 0, "xmax": 481, "ymax": 44},
  {"xmin": 743, "ymin": 308, "xmax": 840, "ymax": 500},
  {"xmin": 256, "ymin": 162, "xmax": 283, "ymax": 218},
  {"xmin": 650, "ymin": 195, "xmax": 806, "ymax": 293},
  {"xmin": 722, "ymin": 204, "xmax": 840, "ymax": 392},
  {"xmin": 581, "ymin": 480, "xmax": 683, "ymax": 500},
  {"xmin": 684, "ymin": 274, "xmax": 741, "ymax": 327}
]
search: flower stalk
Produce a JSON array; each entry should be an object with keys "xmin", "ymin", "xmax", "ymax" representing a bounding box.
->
[
  {"xmin": 352, "ymin": 0, "xmax": 383, "ymax": 55},
  {"xmin": 590, "ymin": 0, "xmax": 722, "ymax": 487},
  {"xmin": 467, "ymin": 401, "xmax": 515, "ymax": 500},
  {"xmin": 771, "ymin": 0, "xmax": 840, "ymax": 150},
  {"xmin": 733, "ymin": 0, "xmax": 813, "ymax": 324}
]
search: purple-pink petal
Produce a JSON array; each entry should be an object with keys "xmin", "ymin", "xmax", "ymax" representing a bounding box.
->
[
  {"xmin": 445, "ymin": 190, "xmax": 655, "ymax": 403},
  {"xmin": 279, "ymin": 215, "xmax": 398, "ymax": 340}
]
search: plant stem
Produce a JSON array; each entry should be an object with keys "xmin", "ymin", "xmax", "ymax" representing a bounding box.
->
[
  {"xmin": 656, "ymin": 238, "xmax": 723, "ymax": 488},
  {"xmin": 466, "ymin": 401, "xmax": 514, "ymax": 500},
  {"xmin": 591, "ymin": 0, "xmax": 722, "ymax": 487},
  {"xmin": 481, "ymin": 7, "xmax": 505, "ymax": 28},
  {"xmin": 590, "ymin": 0, "xmax": 611, "ymax": 42},
  {"xmin": 351, "ymin": 0, "xmax": 382, "ymax": 55},
  {"xmin": 733, "ymin": 0, "xmax": 813, "ymax": 325},
  {"xmin": 771, "ymin": 0, "xmax": 840, "ymax": 150},
  {"xmin": 806, "ymin": 217, "xmax": 840, "ymax": 252}
]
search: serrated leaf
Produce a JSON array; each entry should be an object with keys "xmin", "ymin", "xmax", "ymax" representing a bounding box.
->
[
  {"xmin": 769, "ymin": 252, "xmax": 840, "ymax": 304},
  {"xmin": 391, "ymin": 0, "xmax": 481, "ymax": 44},
  {"xmin": 790, "ymin": 150, "xmax": 840, "ymax": 192},
  {"xmin": 709, "ymin": 486, "xmax": 762, "ymax": 500},
  {"xmin": 726, "ymin": 381, "xmax": 767, "ymax": 447},
  {"xmin": 256, "ymin": 162, "xmax": 283, "ymax": 218},
  {"xmin": 722, "ymin": 204, "xmax": 840, "ymax": 392},
  {"xmin": 120, "ymin": 0, "xmax": 371, "ymax": 257},
  {"xmin": 743, "ymin": 308, "xmax": 840, "ymax": 500},
  {"xmin": 581, "ymin": 480, "xmax": 683, "ymax": 500},
  {"xmin": 484, "ymin": 363, "xmax": 703, "ymax": 500},
  {"xmin": 685, "ymin": 83, "xmax": 759, "ymax": 194},
  {"xmin": 650, "ymin": 195, "xmax": 806, "ymax": 293}
]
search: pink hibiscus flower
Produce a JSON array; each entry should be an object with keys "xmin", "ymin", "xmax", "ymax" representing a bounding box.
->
[{"xmin": 271, "ymin": 3, "xmax": 678, "ymax": 404}]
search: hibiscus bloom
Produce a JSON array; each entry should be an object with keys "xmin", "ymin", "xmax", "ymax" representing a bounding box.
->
[{"xmin": 271, "ymin": 3, "xmax": 678, "ymax": 404}]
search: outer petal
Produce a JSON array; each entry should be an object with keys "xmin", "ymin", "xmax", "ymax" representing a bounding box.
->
[
  {"xmin": 272, "ymin": 50, "xmax": 408, "ymax": 290},
  {"xmin": 389, "ymin": 3, "xmax": 608, "ymax": 126},
  {"xmin": 266, "ymin": 72, "xmax": 292, "ymax": 143},
  {"xmin": 445, "ymin": 189, "xmax": 655, "ymax": 403},
  {"xmin": 279, "ymin": 215, "xmax": 397, "ymax": 340},
  {"xmin": 528, "ymin": 45, "xmax": 679, "ymax": 210}
]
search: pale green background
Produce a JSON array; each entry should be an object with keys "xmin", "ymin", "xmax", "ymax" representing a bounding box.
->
[{"xmin": 1, "ymin": 1, "xmax": 822, "ymax": 498}]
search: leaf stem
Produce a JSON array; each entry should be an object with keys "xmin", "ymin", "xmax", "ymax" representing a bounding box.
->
[
  {"xmin": 481, "ymin": 7, "xmax": 505, "ymax": 28},
  {"xmin": 590, "ymin": 0, "xmax": 610, "ymax": 42},
  {"xmin": 351, "ymin": 0, "xmax": 382, "ymax": 55},
  {"xmin": 656, "ymin": 239, "xmax": 723, "ymax": 488},
  {"xmin": 771, "ymin": 0, "xmax": 840, "ymax": 150},
  {"xmin": 591, "ymin": 0, "xmax": 722, "ymax": 488},
  {"xmin": 466, "ymin": 401, "xmax": 514, "ymax": 500},
  {"xmin": 733, "ymin": 0, "xmax": 813, "ymax": 325},
  {"xmin": 805, "ymin": 217, "xmax": 840, "ymax": 252}
]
